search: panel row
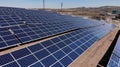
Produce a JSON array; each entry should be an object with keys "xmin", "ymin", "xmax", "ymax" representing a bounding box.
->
[
  {"xmin": 107, "ymin": 35, "xmax": 120, "ymax": 67},
  {"xmin": 0, "ymin": 26, "xmax": 112, "ymax": 67},
  {"xmin": 0, "ymin": 7, "xmax": 106, "ymax": 28},
  {"xmin": 0, "ymin": 20, "xmax": 77, "ymax": 49},
  {"xmin": 0, "ymin": 7, "xmax": 115, "ymax": 50}
]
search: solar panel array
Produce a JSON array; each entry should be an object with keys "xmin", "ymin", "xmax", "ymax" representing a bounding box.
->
[
  {"xmin": 0, "ymin": 7, "xmax": 112, "ymax": 50},
  {"xmin": 107, "ymin": 35, "xmax": 120, "ymax": 67},
  {"xmin": 0, "ymin": 25, "xmax": 113, "ymax": 67},
  {"xmin": 0, "ymin": 7, "xmax": 115, "ymax": 67}
]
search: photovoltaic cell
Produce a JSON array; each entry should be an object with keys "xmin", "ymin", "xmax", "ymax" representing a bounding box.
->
[
  {"xmin": 12, "ymin": 48, "xmax": 31, "ymax": 59},
  {"xmin": 18, "ymin": 55, "xmax": 38, "ymax": 67},
  {"xmin": 0, "ymin": 54, "xmax": 14, "ymax": 65},
  {"xmin": 41, "ymin": 56, "xmax": 57, "ymax": 67},
  {"xmin": 3, "ymin": 62, "xmax": 19, "ymax": 67},
  {"xmin": 30, "ymin": 62, "xmax": 43, "ymax": 67}
]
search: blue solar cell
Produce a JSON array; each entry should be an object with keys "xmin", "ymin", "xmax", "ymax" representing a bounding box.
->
[
  {"xmin": 62, "ymin": 46, "xmax": 72, "ymax": 54},
  {"xmin": 39, "ymin": 33, "xmax": 47, "ymax": 37},
  {"xmin": 69, "ymin": 43, "xmax": 78, "ymax": 49},
  {"xmin": 56, "ymin": 42, "xmax": 66, "ymax": 48},
  {"xmin": 69, "ymin": 37, "xmax": 77, "ymax": 41},
  {"xmin": 84, "ymin": 42, "xmax": 91, "ymax": 47},
  {"xmin": 69, "ymin": 52, "xmax": 78, "ymax": 60},
  {"xmin": 27, "ymin": 32, "xmax": 35, "ymax": 35},
  {"xmin": 41, "ymin": 56, "xmax": 57, "ymax": 67},
  {"xmin": 75, "ymin": 41, "xmax": 82, "ymax": 46},
  {"xmin": 84, "ymin": 36, "xmax": 90, "ymax": 40},
  {"xmin": 54, "ymin": 50, "xmax": 65, "ymax": 60},
  {"xmin": 3, "ymin": 35, "xmax": 16, "ymax": 40},
  {"xmin": 20, "ymin": 37, "xmax": 31, "ymax": 43},
  {"xmin": 0, "ymin": 54, "xmax": 14, "ymax": 66},
  {"xmin": 65, "ymin": 34, "xmax": 72, "ymax": 38},
  {"xmin": 0, "ymin": 37, "xmax": 3, "ymax": 41},
  {"xmin": 28, "ymin": 44, "xmax": 43, "ymax": 52},
  {"xmin": 47, "ymin": 45, "xmax": 59, "ymax": 53},
  {"xmin": 59, "ymin": 35, "xmax": 67, "ymax": 40},
  {"xmin": 30, "ymin": 34, "xmax": 39, "ymax": 39},
  {"xmin": 75, "ymin": 35, "xmax": 82, "ymax": 39},
  {"xmin": 35, "ymin": 49, "xmax": 49, "ymax": 60},
  {"xmin": 0, "ymin": 42, "xmax": 7, "ymax": 48},
  {"xmin": 80, "ymin": 38, "xmax": 86, "ymax": 43},
  {"xmin": 64, "ymin": 39, "xmax": 72, "ymax": 44},
  {"xmin": 88, "ymin": 34, "xmax": 93, "ymax": 38},
  {"xmin": 41, "ymin": 40, "xmax": 53, "ymax": 47},
  {"xmin": 78, "ymin": 32, "xmax": 84, "ymax": 36},
  {"xmin": 92, "ymin": 37, "xmax": 98, "ymax": 42},
  {"xmin": 70, "ymin": 32, "xmax": 77, "ymax": 35},
  {"xmin": 30, "ymin": 62, "xmax": 43, "ymax": 67},
  {"xmin": 15, "ymin": 32, "xmax": 25, "ymax": 37},
  {"xmin": 84, "ymin": 43, "xmax": 91, "ymax": 49},
  {"xmin": 51, "ymin": 37, "xmax": 61, "ymax": 43},
  {"xmin": 3, "ymin": 62, "xmax": 19, "ymax": 67},
  {"xmin": 51, "ymin": 62, "xmax": 63, "ymax": 67},
  {"xmin": 81, "ymin": 45, "xmax": 88, "ymax": 50},
  {"xmin": 75, "ymin": 48, "xmax": 84, "ymax": 55},
  {"xmin": 18, "ymin": 55, "xmax": 37, "ymax": 67},
  {"xmin": 88, "ymin": 40, "xmax": 95, "ymax": 45},
  {"xmin": 60, "ymin": 56, "xmax": 72, "ymax": 66},
  {"xmin": 6, "ymin": 40, "xmax": 19, "ymax": 46},
  {"xmin": 12, "ymin": 48, "xmax": 31, "ymax": 59}
]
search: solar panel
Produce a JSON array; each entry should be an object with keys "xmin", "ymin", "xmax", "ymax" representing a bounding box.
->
[
  {"xmin": 0, "ymin": 25, "xmax": 113, "ymax": 67},
  {"xmin": 0, "ymin": 15, "xmax": 23, "ymax": 27},
  {"xmin": 107, "ymin": 35, "xmax": 120, "ymax": 67},
  {"xmin": 0, "ymin": 28, "xmax": 20, "ymax": 49}
]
